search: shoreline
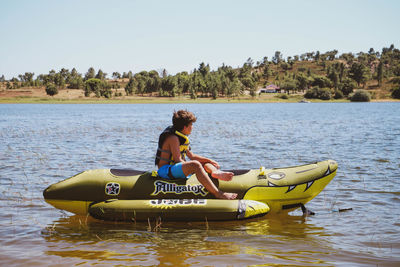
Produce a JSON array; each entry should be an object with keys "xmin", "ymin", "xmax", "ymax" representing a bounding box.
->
[
  {"xmin": 1, "ymin": 97, "xmax": 399, "ymax": 104},
  {"xmin": 0, "ymin": 88, "xmax": 398, "ymax": 104},
  {"xmin": 1, "ymin": 95, "xmax": 399, "ymax": 104}
]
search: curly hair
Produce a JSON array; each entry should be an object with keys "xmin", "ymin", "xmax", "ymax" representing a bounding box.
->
[{"xmin": 172, "ymin": 110, "xmax": 197, "ymax": 131}]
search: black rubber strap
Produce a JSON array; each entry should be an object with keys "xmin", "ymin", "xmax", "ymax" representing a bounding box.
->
[{"xmin": 167, "ymin": 166, "xmax": 176, "ymax": 179}]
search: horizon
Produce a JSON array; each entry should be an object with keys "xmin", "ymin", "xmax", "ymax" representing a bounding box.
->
[{"xmin": 1, "ymin": 0, "xmax": 399, "ymax": 80}]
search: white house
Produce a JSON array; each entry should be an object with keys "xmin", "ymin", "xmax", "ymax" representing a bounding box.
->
[{"xmin": 258, "ymin": 84, "xmax": 281, "ymax": 93}]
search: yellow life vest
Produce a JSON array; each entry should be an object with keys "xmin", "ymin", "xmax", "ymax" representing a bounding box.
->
[{"xmin": 155, "ymin": 126, "xmax": 190, "ymax": 165}]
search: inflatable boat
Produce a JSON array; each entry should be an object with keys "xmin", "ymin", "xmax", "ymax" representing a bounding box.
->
[{"xmin": 43, "ymin": 160, "xmax": 337, "ymax": 221}]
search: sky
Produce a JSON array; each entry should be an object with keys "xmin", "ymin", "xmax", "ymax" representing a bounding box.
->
[{"xmin": 1, "ymin": 0, "xmax": 399, "ymax": 79}]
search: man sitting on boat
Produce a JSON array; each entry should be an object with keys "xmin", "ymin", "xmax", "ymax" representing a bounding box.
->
[{"xmin": 155, "ymin": 110, "xmax": 237, "ymax": 200}]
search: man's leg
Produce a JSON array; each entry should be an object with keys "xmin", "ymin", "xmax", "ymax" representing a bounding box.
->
[
  {"xmin": 181, "ymin": 161, "xmax": 237, "ymax": 200},
  {"xmin": 204, "ymin": 163, "xmax": 234, "ymax": 181}
]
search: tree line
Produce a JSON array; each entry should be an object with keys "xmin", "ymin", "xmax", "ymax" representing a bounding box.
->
[{"xmin": 1, "ymin": 44, "xmax": 400, "ymax": 99}]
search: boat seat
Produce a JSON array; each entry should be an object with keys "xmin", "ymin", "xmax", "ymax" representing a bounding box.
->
[{"xmin": 110, "ymin": 169, "xmax": 146, "ymax": 176}]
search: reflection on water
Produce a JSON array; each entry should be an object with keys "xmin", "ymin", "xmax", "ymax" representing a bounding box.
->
[
  {"xmin": 38, "ymin": 213, "xmax": 392, "ymax": 266},
  {"xmin": 1, "ymin": 103, "xmax": 400, "ymax": 266},
  {"xmin": 40, "ymin": 214, "xmax": 327, "ymax": 266}
]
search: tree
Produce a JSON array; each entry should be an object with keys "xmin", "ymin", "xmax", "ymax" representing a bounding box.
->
[
  {"xmin": 262, "ymin": 64, "xmax": 271, "ymax": 80},
  {"xmin": 125, "ymin": 78, "xmax": 136, "ymax": 95},
  {"xmin": 311, "ymin": 75, "xmax": 332, "ymax": 88},
  {"xmin": 96, "ymin": 69, "xmax": 107, "ymax": 80},
  {"xmin": 112, "ymin": 72, "xmax": 121, "ymax": 80},
  {"xmin": 327, "ymin": 68, "xmax": 339, "ymax": 89},
  {"xmin": 306, "ymin": 52, "xmax": 315, "ymax": 61},
  {"xmin": 176, "ymin": 72, "xmax": 190, "ymax": 94},
  {"xmin": 45, "ymin": 83, "xmax": 58, "ymax": 96},
  {"xmin": 84, "ymin": 67, "xmax": 96, "ymax": 81},
  {"xmin": 349, "ymin": 62, "xmax": 370, "ymax": 87},
  {"xmin": 377, "ymin": 61, "xmax": 384, "ymax": 86},
  {"xmin": 67, "ymin": 68, "xmax": 83, "ymax": 89},
  {"xmin": 272, "ymin": 51, "xmax": 282, "ymax": 64},
  {"xmin": 280, "ymin": 62, "xmax": 290, "ymax": 71},
  {"xmin": 339, "ymin": 78, "xmax": 357, "ymax": 96},
  {"xmin": 84, "ymin": 78, "xmax": 110, "ymax": 97},
  {"xmin": 296, "ymin": 73, "xmax": 311, "ymax": 91},
  {"xmin": 158, "ymin": 68, "xmax": 168, "ymax": 78},
  {"xmin": 280, "ymin": 78, "xmax": 298, "ymax": 95},
  {"xmin": 245, "ymin": 57, "xmax": 254, "ymax": 68},
  {"xmin": 67, "ymin": 76, "xmax": 83, "ymax": 89},
  {"xmin": 326, "ymin": 50, "xmax": 338, "ymax": 61},
  {"xmin": 198, "ymin": 62, "xmax": 210, "ymax": 77},
  {"xmin": 147, "ymin": 70, "xmax": 161, "ymax": 94},
  {"xmin": 134, "ymin": 71, "xmax": 149, "ymax": 95},
  {"xmin": 314, "ymin": 51, "xmax": 320, "ymax": 61},
  {"xmin": 54, "ymin": 73, "xmax": 65, "ymax": 88},
  {"xmin": 59, "ymin": 68, "xmax": 69, "ymax": 81},
  {"xmin": 240, "ymin": 76, "xmax": 256, "ymax": 96},
  {"xmin": 161, "ymin": 76, "xmax": 177, "ymax": 97},
  {"xmin": 339, "ymin": 53, "xmax": 355, "ymax": 64}
]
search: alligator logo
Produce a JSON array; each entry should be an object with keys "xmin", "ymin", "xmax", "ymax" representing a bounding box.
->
[{"xmin": 151, "ymin": 180, "xmax": 208, "ymax": 196}]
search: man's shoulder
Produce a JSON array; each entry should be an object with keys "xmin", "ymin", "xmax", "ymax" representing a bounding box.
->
[{"xmin": 164, "ymin": 134, "xmax": 179, "ymax": 143}]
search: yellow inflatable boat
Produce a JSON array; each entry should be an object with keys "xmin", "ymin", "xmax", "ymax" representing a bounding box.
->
[{"xmin": 43, "ymin": 160, "xmax": 337, "ymax": 221}]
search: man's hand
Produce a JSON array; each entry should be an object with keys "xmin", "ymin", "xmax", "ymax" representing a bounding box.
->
[{"xmin": 208, "ymin": 159, "xmax": 220, "ymax": 169}]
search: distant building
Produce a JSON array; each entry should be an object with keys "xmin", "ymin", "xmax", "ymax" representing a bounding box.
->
[{"xmin": 258, "ymin": 84, "xmax": 281, "ymax": 93}]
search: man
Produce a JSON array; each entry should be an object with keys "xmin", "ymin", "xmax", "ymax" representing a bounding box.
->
[{"xmin": 155, "ymin": 110, "xmax": 237, "ymax": 200}]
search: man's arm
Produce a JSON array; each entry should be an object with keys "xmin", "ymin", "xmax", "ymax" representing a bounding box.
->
[{"xmin": 187, "ymin": 150, "xmax": 220, "ymax": 169}]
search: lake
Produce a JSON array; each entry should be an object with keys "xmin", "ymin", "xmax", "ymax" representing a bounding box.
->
[{"xmin": 0, "ymin": 103, "xmax": 399, "ymax": 266}]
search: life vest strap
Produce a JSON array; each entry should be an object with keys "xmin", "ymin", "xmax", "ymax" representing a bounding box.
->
[{"xmin": 157, "ymin": 148, "xmax": 171, "ymax": 154}]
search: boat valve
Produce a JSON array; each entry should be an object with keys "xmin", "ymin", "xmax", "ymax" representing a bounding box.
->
[{"xmin": 258, "ymin": 166, "xmax": 266, "ymax": 179}]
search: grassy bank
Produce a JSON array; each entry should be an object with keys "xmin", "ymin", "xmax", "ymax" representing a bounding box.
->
[
  {"xmin": 2, "ymin": 87, "xmax": 398, "ymax": 104},
  {"xmin": 0, "ymin": 93, "xmax": 354, "ymax": 104}
]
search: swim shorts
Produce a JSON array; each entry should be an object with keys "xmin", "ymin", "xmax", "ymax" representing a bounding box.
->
[{"xmin": 157, "ymin": 162, "xmax": 189, "ymax": 179}]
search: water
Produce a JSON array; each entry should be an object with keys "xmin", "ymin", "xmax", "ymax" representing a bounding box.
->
[{"xmin": 0, "ymin": 103, "xmax": 399, "ymax": 266}]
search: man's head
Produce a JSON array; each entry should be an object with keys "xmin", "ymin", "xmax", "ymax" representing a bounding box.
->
[{"xmin": 172, "ymin": 110, "xmax": 197, "ymax": 132}]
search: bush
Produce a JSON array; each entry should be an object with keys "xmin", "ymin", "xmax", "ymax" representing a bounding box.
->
[
  {"xmin": 392, "ymin": 87, "xmax": 400, "ymax": 99},
  {"xmin": 334, "ymin": 90, "xmax": 344, "ymax": 99},
  {"xmin": 275, "ymin": 93, "xmax": 288, "ymax": 99},
  {"xmin": 349, "ymin": 89, "xmax": 371, "ymax": 102},
  {"xmin": 304, "ymin": 87, "xmax": 318, "ymax": 99},
  {"xmin": 45, "ymin": 83, "xmax": 58, "ymax": 96},
  {"xmin": 304, "ymin": 87, "xmax": 331, "ymax": 100},
  {"xmin": 318, "ymin": 88, "xmax": 332, "ymax": 100},
  {"xmin": 339, "ymin": 78, "xmax": 357, "ymax": 96}
]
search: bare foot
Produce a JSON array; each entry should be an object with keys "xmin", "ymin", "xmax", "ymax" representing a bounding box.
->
[
  {"xmin": 211, "ymin": 170, "xmax": 234, "ymax": 181},
  {"xmin": 215, "ymin": 191, "xmax": 238, "ymax": 200}
]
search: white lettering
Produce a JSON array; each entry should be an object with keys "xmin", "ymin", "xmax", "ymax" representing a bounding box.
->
[{"xmin": 152, "ymin": 181, "xmax": 208, "ymax": 196}]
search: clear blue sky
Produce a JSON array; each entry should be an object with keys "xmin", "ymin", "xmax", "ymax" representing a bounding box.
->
[{"xmin": 1, "ymin": 0, "xmax": 399, "ymax": 79}]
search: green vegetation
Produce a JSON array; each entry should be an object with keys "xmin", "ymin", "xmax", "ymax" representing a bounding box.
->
[
  {"xmin": 45, "ymin": 83, "xmax": 58, "ymax": 96},
  {"xmin": 1, "ymin": 44, "xmax": 400, "ymax": 102},
  {"xmin": 84, "ymin": 78, "xmax": 112, "ymax": 98},
  {"xmin": 349, "ymin": 90, "xmax": 371, "ymax": 102}
]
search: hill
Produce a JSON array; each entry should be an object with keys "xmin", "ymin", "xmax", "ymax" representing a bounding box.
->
[{"xmin": 1, "ymin": 45, "xmax": 400, "ymax": 102}]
